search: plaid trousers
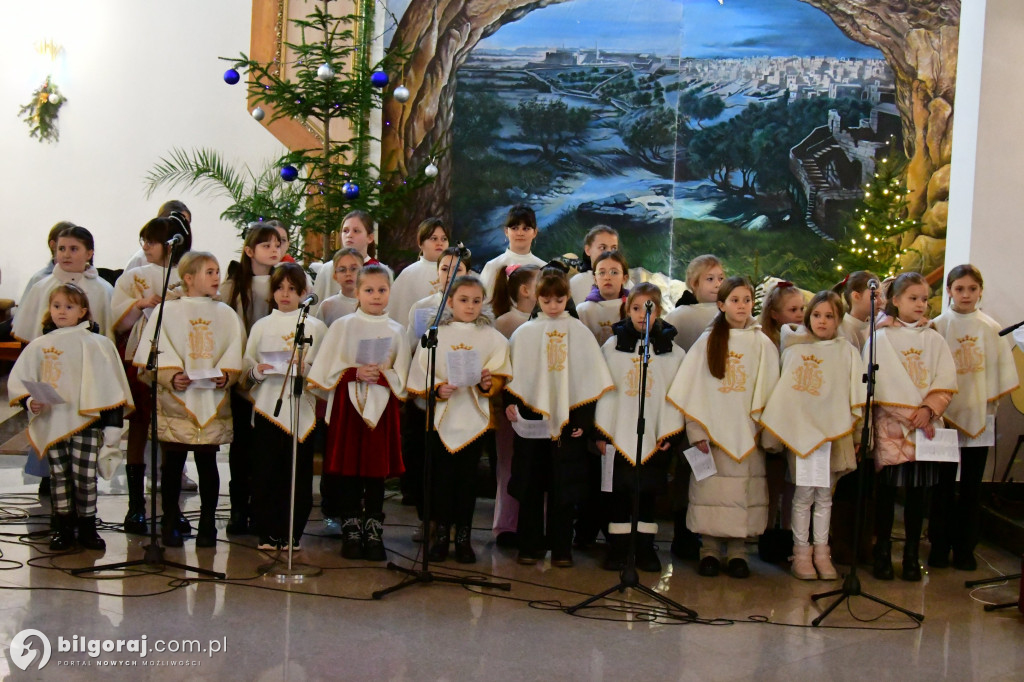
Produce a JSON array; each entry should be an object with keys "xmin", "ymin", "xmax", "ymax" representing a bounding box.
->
[{"xmin": 47, "ymin": 428, "xmax": 102, "ymax": 516}]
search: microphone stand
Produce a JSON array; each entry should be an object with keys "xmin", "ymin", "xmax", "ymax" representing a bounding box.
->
[
  {"xmin": 373, "ymin": 248, "xmax": 511, "ymax": 599},
  {"xmin": 74, "ymin": 240, "xmax": 224, "ymax": 579},
  {"xmin": 810, "ymin": 285, "xmax": 922, "ymax": 624},
  {"xmin": 568, "ymin": 302, "xmax": 696, "ymax": 619},
  {"xmin": 259, "ymin": 300, "xmax": 322, "ymax": 579}
]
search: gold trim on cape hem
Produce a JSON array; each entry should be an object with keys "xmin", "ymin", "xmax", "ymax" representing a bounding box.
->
[
  {"xmin": 759, "ymin": 422, "xmax": 856, "ymax": 459},
  {"xmin": 253, "ymin": 406, "xmax": 317, "ymax": 443}
]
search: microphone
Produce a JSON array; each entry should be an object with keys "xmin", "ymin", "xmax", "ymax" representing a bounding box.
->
[
  {"xmin": 868, "ymin": 279, "xmax": 879, "ymax": 290},
  {"xmin": 165, "ymin": 233, "xmax": 185, "ymax": 247},
  {"xmin": 645, "ymin": 300, "xmax": 654, "ymax": 311},
  {"xmin": 457, "ymin": 242, "xmax": 471, "ymax": 260},
  {"xmin": 299, "ymin": 292, "xmax": 319, "ymax": 309},
  {"xmin": 998, "ymin": 319, "xmax": 1024, "ymax": 337}
]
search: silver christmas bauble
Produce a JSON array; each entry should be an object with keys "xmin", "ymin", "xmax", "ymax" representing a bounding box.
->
[
  {"xmin": 393, "ymin": 85, "xmax": 410, "ymax": 103},
  {"xmin": 251, "ymin": 107, "xmax": 266, "ymax": 121},
  {"xmin": 316, "ymin": 63, "xmax": 335, "ymax": 81},
  {"xmin": 424, "ymin": 162, "xmax": 438, "ymax": 178}
]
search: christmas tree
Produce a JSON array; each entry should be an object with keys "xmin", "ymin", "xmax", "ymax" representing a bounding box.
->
[
  {"xmin": 832, "ymin": 150, "xmax": 921, "ymax": 278},
  {"xmin": 224, "ymin": 1, "xmax": 434, "ymax": 260}
]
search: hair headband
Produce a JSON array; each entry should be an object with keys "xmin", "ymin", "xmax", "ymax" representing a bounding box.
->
[{"xmin": 505, "ymin": 264, "xmax": 521, "ymax": 277}]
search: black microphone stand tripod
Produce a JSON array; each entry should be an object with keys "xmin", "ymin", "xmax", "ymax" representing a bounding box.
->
[
  {"xmin": 567, "ymin": 301, "xmax": 697, "ymax": 619},
  {"xmin": 373, "ymin": 247, "xmax": 511, "ymax": 599},
  {"xmin": 810, "ymin": 284, "xmax": 921, "ymax": 625},
  {"xmin": 74, "ymin": 238, "xmax": 224, "ymax": 579}
]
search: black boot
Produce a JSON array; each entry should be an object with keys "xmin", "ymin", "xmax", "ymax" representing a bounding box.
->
[
  {"xmin": 226, "ymin": 509, "xmax": 250, "ymax": 535},
  {"xmin": 670, "ymin": 510, "xmax": 701, "ymax": 561},
  {"xmin": 161, "ymin": 516, "xmax": 184, "ymax": 547},
  {"xmin": 340, "ymin": 517, "xmax": 363, "ymax": 560},
  {"xmin": 362, "ymin": 513, "xmax": 387, "ymax": 562},
  {"xmin": 49, "ymin": 514, "xmax": 76, "ymax": 551},
  {"xmin": 453, "ymin": 526, "xmax": 476, "ymax": 564},
  {"xmin": 195, "ymin": 513, "xmax": 217, "ymax": 548},
  {"xmin": 872, "ymin": 540, "xmax": 894, "ymax": 580},
  {"xmin": 428, "ymin": 522, "xmax": 450, "ymax": 562},
  {"xmin": 602, "ymin": 534, "xmax": 627, "ymax": 571},
  {"xmin": 38, "ymin": 476, "xmax": 51, "ymax": 499},
  {"xmin": 636, "ymin": 533, "xmax": 662, "ymax": 573},
  {"xmin": 77, "ymin": 516, "xmax": 106, "ymax": 551},
  {"xmin": 124, "ymin": 464, "xmax": 147, "ymax": 535},
  {"xmin": 901, "ymin": 540, "xmax": 922, "ymax": 582}
]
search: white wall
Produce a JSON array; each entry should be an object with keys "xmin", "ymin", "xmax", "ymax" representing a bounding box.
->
[{"xmin": 0, "ymin": 1, "xmax": 286, "ymax": 301}]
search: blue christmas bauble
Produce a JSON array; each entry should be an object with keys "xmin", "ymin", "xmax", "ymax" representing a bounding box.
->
[
  {"xmin": 342, "ymin": 182, "xmax": 360, "ymax": 199},
  {"xmin": 223, "ymin": 69, "xmax": 240, "ymax": 85},
  {"xmin": 370, "ymin": 71, "xmax": 389, "ymax": 88},
  {"xmin": 280, "ymin": 165, "xmax": 298, "ymax": 182}
]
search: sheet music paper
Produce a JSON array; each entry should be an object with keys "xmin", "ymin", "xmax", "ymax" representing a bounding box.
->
[
  {"xmin": 1013, "ymin": 327, "xmax": 1024, "ymax": 353},
  {"xmin": 187, "ymin": 367, "xmax": 222, "ymax": 390},
  {"xmin": 355, "ymin": 336, "xmax": 392, "ymax": 366},
  {"xmin": 259, "ymin": 350, "xmax": 292, "ymax": 375},
  {"xmin": 510, "ymin": 414, "xmax": 551, "ymax": 439},
  {"xmin": 446, "ymin": 349, "xmax": 482, "ymax": 388},
  {"xmin": 601, "ymin": 444, "xmax": 615, "ymax": 492},
  {"xmin": 23, "ymin": 381, "xmax": 65, "ymax": 406},
  {"xmin": 795, "ymin": 442, "xmax": 832, "ymax": 488},
  {"xmin": 683, "ymin": 445, "xmax": 717, "ymax": 482},
  {"xmin": 414, "ymin": 308, "xmax": 433, "ymax": 341},
  {"xmin": 959, "ymin": 415, "xmax": 995, "ymax": 448},
  {"xmin": 915, "ymin": 428, "xmax": 960, "ymax": 462}
]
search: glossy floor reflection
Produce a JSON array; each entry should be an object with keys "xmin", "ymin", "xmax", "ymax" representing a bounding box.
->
[{"xmin": 0, "ymin": 453, "xmax": 1020, "ymax": 681}]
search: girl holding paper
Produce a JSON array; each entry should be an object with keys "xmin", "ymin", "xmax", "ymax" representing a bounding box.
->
[
  {"xmin": 760, "ymin": 290, "xmax": 864, "ymax": 580},
  {"xmin": 869, "ymin": 272, "xmax": 957, "ymax": 581},
  {"xmin": 9, "ymin": 283, "xmax": 132, "ymax": 551},
  {"xmin": 407, "ymin": 275, "xmax": 511, "ymax": 563},
  {"xmin": 242, "ymin": 263, "xmax": 328, "ymax": 551},
  {"xmin": 133, "ymin": 252, "xmax": 244, "ymax": 549},
  {"xmin": 666, "ymin": 276, "xmax": 780, "ymax": 579},
  {"xmin": 307, "ymin": 263, "xmax": 409, "ymax": 562},
  {"xmin": 929, "ymin": 265, "xmax": 1018, "ymax": 571},
  {"xmin": 593, "ymin": 283, "xmax": 685, "ymax": 573},
  {"xmin": 504, "ymin": 269, "xmax": 614, "ymax": 567}
]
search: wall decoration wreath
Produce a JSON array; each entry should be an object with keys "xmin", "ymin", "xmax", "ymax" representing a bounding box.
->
[{"xmin": 19, "ymin": 76, "xmax": 66, "ymax": 143}]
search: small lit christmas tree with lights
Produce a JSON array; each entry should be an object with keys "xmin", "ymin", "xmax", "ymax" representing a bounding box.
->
[{"xmin": 832, "ymin": 151, "xmax": 921, "ymax": 277}]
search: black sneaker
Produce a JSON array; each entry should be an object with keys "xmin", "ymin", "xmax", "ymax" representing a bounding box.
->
[
  {"xmin": 340, "ymin": 518, "xmax": 363, "ymax": 560},
  {"xmin": 697, "ymin": 556, "xmax": 721, "ymax": 577},
  {"xmin": 726, "ymin": 558, "xmax": 750, "ymax": 579},
  {"xmin": 952, "ymin": 551, "xmax": 978, "ymax": 571}
]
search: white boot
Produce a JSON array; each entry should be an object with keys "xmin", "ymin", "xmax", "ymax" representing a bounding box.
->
[
  {"xmin": 813, "ymin": 544, "xmax": 838, "ymax": 580},
  {"xmin": 790, "ymin": 544, "xmax": 817, "ymax": 580}
]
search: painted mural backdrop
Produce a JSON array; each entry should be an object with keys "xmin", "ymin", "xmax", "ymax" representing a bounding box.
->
[{"xmin": 381, "ymin": 1, "xmax": 959, "ymax": 291}]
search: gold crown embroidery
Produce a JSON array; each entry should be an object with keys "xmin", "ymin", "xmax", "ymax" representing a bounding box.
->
[
  {"xmin": 900, "ymin": 347, "xmax": 929, "ymax": 389},
  {"xmin": 625, "ymin": 357, "xmax": 653, "ymax": 398},
  {"xmin": 188, "ymin": 318, "xmax": 215, "ymax": 360},
  {"xmin": 132, "ymin": 274, "xmax": 149, "ymax": 297},
  {"xmin": 719, "ymin": 353, "xmax": 747, "ymax": 393},
  {"xmin": 546, "ymin": 330, "xmax": 567, "ymax": 372},
  {"xmin": 953, "ymin": 335, "xmax": 984, "ymax": 375},
  {"xmin": 41, "ymin": 347, "xmax": 63, "ymax": 356},
  {"xmin": 41, "ymin": 348, "xmax": 63, "ymax": 388},
  {"xmin": 793, "ymin": 355, "xmax": 824, "ymax": 396},
  {"xmin": 450, "ymin": 343, "xmax": 473, "ymax": 352}
]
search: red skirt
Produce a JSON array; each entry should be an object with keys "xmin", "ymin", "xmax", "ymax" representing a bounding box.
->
[{"xmin": 324, "ymin": 376, "xmax": 404, "ymax": 478}]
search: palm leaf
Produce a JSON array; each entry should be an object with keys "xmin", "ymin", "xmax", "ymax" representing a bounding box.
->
[{"xmin": 143, "ymin": 147, "xmax": 248, "ymax": 202}]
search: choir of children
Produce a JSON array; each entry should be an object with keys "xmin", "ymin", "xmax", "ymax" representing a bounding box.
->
[{"xmin": 9, "ymin": 204, "xmax": 1016, "ymax": 590}]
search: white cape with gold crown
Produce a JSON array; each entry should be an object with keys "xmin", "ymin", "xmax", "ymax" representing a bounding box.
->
[
  {"xmin": 667, "ymin": 325, "xmax": 779, "ymax": 461},
  {"xmin": 506, "ymin": 312, "xmax": 613, "ymax": 439},
  {"xmin": 594, "ymin": 336, "xmax": 685, "ymax": 464},
  {"xmin": 408, "ymin": 321, "xmax": 511, "ymax": 452},
  {"xmin": 933, "ymin": 309, "xmax": 1018, "ymax": 437},
  {"xmin": 306, "ymin": 309, "xmax": 409, "ymax": 428},
  {"xmin": 244, "ymin": 308, "xmax": 328, "ymax": 441},
  {"xmin": 9, "ymin": 323, "xmax": 134, "ymax": 456},
  {"xmin": 761, "ymin": 337, "xmax": 865, "ymax": 457},
  {"xmin": 872, "ymin": 325, "xmax": 958, "ymax": 409},
  {"xmin": 133, "ymin": 297, "xmax": 244, "ymax": 428},
  {"xmin": 111, "ymin": 263, "xmax": 181, "ymax": 361}
]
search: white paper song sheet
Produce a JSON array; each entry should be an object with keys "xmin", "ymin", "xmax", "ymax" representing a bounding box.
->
[
  {"xmin": 915, "ymin": 428, "xmax": 960, "ymax": 462},
  {"xmin": 260, "ymin": 350, "xmax": 292, "ymax": 375},
  {"xmin": 510, "ymin": 414, "xmax": 551, "ymax": 439},
  {"xmin": 446, "ymin": 349, "xmax": 482, "ymax": 388},
  {"xmin": 187, "ymin": 367, "xmax": 222, "ymax": 389},
  {"xmin": 355, "ymin": 336, "xmax": 392, "ymax": 366},
  {"xmin": 413, "ymin": 308, "xmax": 433, "ymax": 341},
  {"xmin": 795, "ymin": 442, "xmax": 832, "ymax": 488},
  {"xmin": 683, "ymin": 445, "xmax": 717, "ymax": 482},
  {"xmin": 601, "ymin": 444, "xmax": 615, "ymax": 493},
  {"xmin": 959, "ymin": 415, "xmax": 995, "ymax": 448},
  {"xmin": 22, "ymin": 381, "xmax": 65, "ymax": 406}
]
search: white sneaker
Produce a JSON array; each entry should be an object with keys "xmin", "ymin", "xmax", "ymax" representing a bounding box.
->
[{"xmin": 181, "ymin": 473, "xmax": 198, "ymax": 491}]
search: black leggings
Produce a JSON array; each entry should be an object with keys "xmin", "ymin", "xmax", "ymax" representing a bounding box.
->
[
  {"xmin": 160, "ymin": 443, "xmax": 220, "ymax": 518},
  {"xmin": 929, "ymin": 446, "xmax": 988, "ymax": 554},
  {"xmin": 429, "ymin": 435, "xmax": 481, "ymax": 528},
  {"xmin": 338, "ymin": 476, "xmax": 386, "ymax": 517},
  {"xmin": 875, "ymin": 483, "xmax": 927, "ymax": 548}
]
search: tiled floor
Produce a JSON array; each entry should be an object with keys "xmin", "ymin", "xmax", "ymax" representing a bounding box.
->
[{"xmin": 0, "ymin": 450, "xmax": 1020, "ymax": 681}]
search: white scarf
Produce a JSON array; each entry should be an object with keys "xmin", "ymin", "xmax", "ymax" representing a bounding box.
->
[
  {"xmin": 495, "ymin": 307, "xmax": 531, "ymax": 339},
  {"xmin": 872, "ymin": 324, "xmax": 958, "ymax": 410},
  {"xmin": 407, "ymin": 292, "xmax": 443, "ymax": 351},
  {"xmin": 316, "ymin": 293, "xmax": 358, "ymax": 327},
  {"xmin": 133, "ymin": 297, "xmax": 244, "ymax": 428},
  {"xmin": 408, "ymin": 320, "xmax": 511, "ymax": 452},
  {"xmin": 761, "ymin": 337, "xmax": 865, "ymax": 457},
  {"xmin": 111, "ymin": 263, "xmax": 181, "ymax": 361},
  {"xmin": 13, "ymin": 265, "xmax": 114, "ymax": 343},
  {"xmin": 9, "ymin": 323, "xmax": 133, "ymax": 456},
  {"xmin": 664, "ymin": 302, "xmax": 719, "ymax": 351},
  {"xmin": 667, "ymin": 324, "xmax": 780, "ymax": 461},
  {"xmin": 306, "ymin": 309, "xmax": 409, "ymax": 428},
  {"xmin": 389, "ymin": 257, "xmax": 441, "ymax": 324},
  {"xmin": 506, "ymin": 312, "xmax": 613, "ymax": 438},
  {"xmin": 244, "ymin": 309, "xmax": 328, "ymax": 441},
  {"xmin": 576, "ymin": 298, "xmax": 624, "ymax": 346},
  {"xmin": 933, "ymin": 309, "xmax": 1019, "ymax": 437},
  {"xmin": 594, "ymin": 334, "xmax": 686, "ymax": 464}
]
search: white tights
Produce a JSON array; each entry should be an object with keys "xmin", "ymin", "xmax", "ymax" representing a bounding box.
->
[{"xmin": 791, "ymin": 485, "xmax": 832, "ymax": 546}]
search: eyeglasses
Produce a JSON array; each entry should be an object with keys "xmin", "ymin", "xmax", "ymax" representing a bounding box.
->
[
  {"xmin": 594, "ymin": 268, "xmax": 623, "ymax": 278},
  {"xmin": 139, "ymin": 238, "xmax": 159, "ymax": 248}
]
